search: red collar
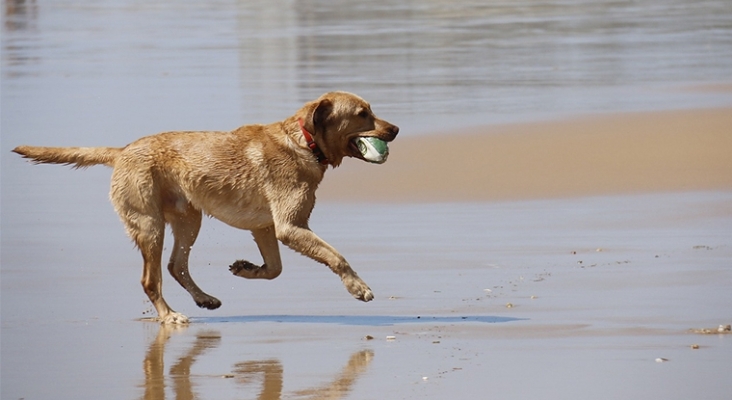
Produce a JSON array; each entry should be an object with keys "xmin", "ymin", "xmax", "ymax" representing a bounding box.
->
[{"xmin": 298, "ymin": 118, "xmax": 328, "ymax": 165}]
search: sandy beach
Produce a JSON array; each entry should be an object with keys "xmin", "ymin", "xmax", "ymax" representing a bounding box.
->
[
  {"xmin": 320, "ymin": 107, "xmax": 732, "ymax": 202},
  {"xmin": 3, "ymin": 108, "xmax": 731, "ymax": 399}
]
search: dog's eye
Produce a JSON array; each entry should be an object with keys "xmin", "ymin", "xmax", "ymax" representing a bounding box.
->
[{"xmin": 358, "ymin": 110, "xmax": 369, "ymax": 118}]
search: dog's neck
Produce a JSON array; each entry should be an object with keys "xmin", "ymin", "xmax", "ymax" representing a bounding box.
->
[{"xmin": 298, "ymin": 118, "xmax": 329, "ymax": 165}]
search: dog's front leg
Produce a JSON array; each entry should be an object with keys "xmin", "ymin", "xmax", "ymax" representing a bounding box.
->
[
  {"xmin": 275, "ymin": 222, "xmax": 374, "ymax": 302},
  {"xmin": 230, "ymin": 226, "xmax": 283, "ymax": 280}
]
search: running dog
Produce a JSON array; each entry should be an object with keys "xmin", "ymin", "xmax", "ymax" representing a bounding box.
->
[{"xmin": 13, "ymin": 91, "xmax": 399, "ymax": 324}]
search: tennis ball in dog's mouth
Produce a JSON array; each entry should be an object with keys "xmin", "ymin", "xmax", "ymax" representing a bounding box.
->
[{"xmin": 355, "ymin": 137, "xmax": 389, "ymax": 164}]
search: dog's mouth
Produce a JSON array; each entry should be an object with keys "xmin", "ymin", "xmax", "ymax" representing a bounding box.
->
[{"xmin": 350, "ymin": 136, "xmax": 389, "ymax": 164}]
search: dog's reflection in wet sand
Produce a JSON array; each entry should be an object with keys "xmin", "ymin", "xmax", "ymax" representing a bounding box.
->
[
  {"xmin": 139, "ymin": 325, "xmax": 220, "ymax": 400},
  {"xmin": 140, "ymin": 324, "xmax": 373, "ymax": 400},
  {"xmin": 234, "ymin": 350, "xmax": 374, "ymax": 400}
]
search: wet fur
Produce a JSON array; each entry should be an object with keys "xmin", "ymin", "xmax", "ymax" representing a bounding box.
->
[{"xmin": 13, "ymin": 91, "xmax": 399, "ymax": 324}]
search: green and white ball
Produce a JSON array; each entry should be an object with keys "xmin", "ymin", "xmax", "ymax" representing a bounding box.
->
[{"xmin": 356, "ymin": 137, "xmax": 389, "ymax": 164}]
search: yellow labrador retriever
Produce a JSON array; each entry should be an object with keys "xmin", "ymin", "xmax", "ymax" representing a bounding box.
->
[{"xmin": 13, "ymin": 91, "xmax": 399, "ymax": 324}]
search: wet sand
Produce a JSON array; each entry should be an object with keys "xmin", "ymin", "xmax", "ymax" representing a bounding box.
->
[{"xmin": 2, "ymin": 109, "xmax": 732, "ymax": 399}]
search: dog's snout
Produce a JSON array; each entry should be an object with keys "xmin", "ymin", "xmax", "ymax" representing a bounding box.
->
[
  {"xmin": 383, "ymin": 124, "xmax": 399, "ymax": 141},
  {"xmin": 376, "ymin": 118, "xmax": 399, "ymax": 140},
  {"xmin": 385, "ymin": 125, "xmax": 399, "ymax": 142}
]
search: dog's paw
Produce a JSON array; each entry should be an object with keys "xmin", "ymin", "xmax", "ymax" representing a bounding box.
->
[
  {"xmin": 160, "ymin": 311, "xmax": 190, "ymax": 325},
  {"xmin": 229, "ymin": 260, "xmax": 259, "ymax": 278},
  {"xmin": 195, "ymin": 295, "xmax": 222, "ymax": 310},
  {"xmin": 358, "ymin": 288, "xmax": 375, "ymax": 302},
  {"xmin": 343, "ymin": 276, "xmax": 374, "ymax": 302},
  {"xmin": 230, "ymin": 260, "xmax": 280, "ymax": 279}
]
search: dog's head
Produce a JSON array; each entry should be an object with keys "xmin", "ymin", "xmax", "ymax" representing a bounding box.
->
[{"xmin": 298, "ymin": 92, "xmax": 399, "ymax": 167}]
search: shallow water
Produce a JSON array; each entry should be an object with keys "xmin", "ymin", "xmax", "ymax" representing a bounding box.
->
[{"xmin": 2, "ymin": 0, "xmax": 732, "ymax": 139}]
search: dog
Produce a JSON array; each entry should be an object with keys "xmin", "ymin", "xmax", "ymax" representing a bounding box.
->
[{"xmin": 13, "ymin": 91, "xmax": 399, "ymax": 324}]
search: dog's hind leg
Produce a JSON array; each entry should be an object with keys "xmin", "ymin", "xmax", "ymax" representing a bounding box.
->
[
  {"xmin": 134, "ymin": 214, "xmax": 189, "ymax": 324},
  {"xmin": 111, "ymin": 165, "xmax": 188, "ymax": 324},
  {"xmin": 229, "ymin": 226, "xmax": 283, "ymax": 280},
  {"xmin": 166, "ymin": 204, "xmax": 222, "ymax": 310}
]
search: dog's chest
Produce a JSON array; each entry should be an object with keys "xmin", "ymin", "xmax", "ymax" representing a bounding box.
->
[{"xmin": 192, "ymin": 191, "xmax": 273, "ymax": 230}]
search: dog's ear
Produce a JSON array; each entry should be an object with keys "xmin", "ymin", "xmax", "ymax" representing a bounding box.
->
[{"xmin": 310, "ymin": 99, "xmax": 333, "ymax": 135}]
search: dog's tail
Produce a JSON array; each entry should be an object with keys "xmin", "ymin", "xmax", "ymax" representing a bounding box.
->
[{"xmin": 12, "ymin": 145, "xmax": 123, "ymax": 168}]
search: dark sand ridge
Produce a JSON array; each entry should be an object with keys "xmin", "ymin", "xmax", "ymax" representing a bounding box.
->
[{"xmin": 319, "ymin": 108, "xmax": 732, "ymax": 202}]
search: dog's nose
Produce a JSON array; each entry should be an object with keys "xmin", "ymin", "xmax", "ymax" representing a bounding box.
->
[{"xmin": 390, "ymin": 125, "xmax": 399, "ymax": 136}]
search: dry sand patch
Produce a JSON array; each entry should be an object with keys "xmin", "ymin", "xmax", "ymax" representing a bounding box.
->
[{"xmin": 321, "ymin": 108, "xmax": 732, "ymax": 202}]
